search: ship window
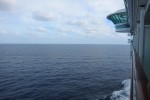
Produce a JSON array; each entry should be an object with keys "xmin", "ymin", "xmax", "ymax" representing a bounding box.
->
[
  {"xmin": 120, "ymin": 12, "xmax": 127, "ymax": 23},
  {"xmin": 115, "ymin": 14, "xmax": 121, "ymax": 23},
  {"xmin": 107, "ymin": 10, "xmax": 129, "ymax": 25},
  {"xmin": 109, "ymin": 12, "xmax": 128, "ymax": 24},
  {"xmin": 110, "ymin": 16, "xmax": 117, "ymax": 24},
  {"xmin": 119, "ymin": 13, "xmax": 123, "ymax": 23},
  {"xmin": 113, "ymin": 15, "xmax": 119, "ymax": 24},
  {"xmin": 109, "ymin": 16, "xmax": 114, "ymax": 23}
]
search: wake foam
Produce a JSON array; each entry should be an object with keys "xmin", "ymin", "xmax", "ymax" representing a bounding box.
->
[{"xmin": 110, "ymin": 79, "xmax": 131, "ymax": 100}]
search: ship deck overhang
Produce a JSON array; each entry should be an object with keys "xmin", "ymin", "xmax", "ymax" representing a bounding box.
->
[{"xmin": 107, "ymin": 9, "xmax": 130, "ymax": 33}]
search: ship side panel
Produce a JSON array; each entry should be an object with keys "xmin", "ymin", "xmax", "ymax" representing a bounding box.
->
[{"xmin": 143, "ymin": 26, "xmax": 150, "ymax": 81}]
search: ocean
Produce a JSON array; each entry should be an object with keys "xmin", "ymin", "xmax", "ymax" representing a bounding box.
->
[{"xmin": 0, "ymin": 44, "xmax": 131, "ymax": 100}]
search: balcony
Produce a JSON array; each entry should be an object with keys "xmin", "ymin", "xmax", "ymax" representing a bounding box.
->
[{"xmin": 107, "ymin": 9, "xmax": 130, "ymax": 33}]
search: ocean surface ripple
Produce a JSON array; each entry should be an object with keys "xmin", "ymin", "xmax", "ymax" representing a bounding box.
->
[{"xmin": 0, "ymin": 44, "xmax": 131, "ymax": 100}]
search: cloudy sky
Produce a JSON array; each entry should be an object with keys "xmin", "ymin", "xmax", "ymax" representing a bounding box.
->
[{"xmin": 0, "ymin": 0, "xmax": 128, "ymax": 44}]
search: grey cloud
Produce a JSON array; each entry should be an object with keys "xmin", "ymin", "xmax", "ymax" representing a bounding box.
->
[
  {"xmin": 0, "ymin": 0, "xmax": 16, "ymax": 11},
  {"xmin": 36, "ymin": 27, "xmax": 47, "ymax": 32},
  {"xmin": 33, "ymin": 12, "xmax": 56, "ymax": 21},
  {"xmin": 0, "ymin": 30, "xmax": 7, "ymax": 34},
  {"xmin": 66, "ymin": 19, "xmax": 88, "ymax": 27},
  {"xmin": 0, "ymin": 29, "xmax": 20, "ymax": 36}
]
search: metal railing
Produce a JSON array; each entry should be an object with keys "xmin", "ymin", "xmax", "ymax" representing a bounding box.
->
[{"xmin": 130, "ymin": 48, "xmax": 149, "ymax": 100}]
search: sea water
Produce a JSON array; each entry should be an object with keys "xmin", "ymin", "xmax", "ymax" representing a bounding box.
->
[{"xmin": 0, "ymin": 44, "xmax": 131, "ymax": 100}]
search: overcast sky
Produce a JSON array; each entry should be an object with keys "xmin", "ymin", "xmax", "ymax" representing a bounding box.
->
[{"xmin": 0, "ymin": 0, "xmax": 128, "ymax": 44}]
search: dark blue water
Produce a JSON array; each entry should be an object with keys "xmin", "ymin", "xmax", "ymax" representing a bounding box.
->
[{"xmin": 0, "ymin": 44, "xmax": 131, "ymax": 100}]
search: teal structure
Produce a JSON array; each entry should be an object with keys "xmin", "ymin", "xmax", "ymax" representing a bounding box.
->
[{"xmin": 107, "ymin": 9, "xmax": 130, "ymax": 33}]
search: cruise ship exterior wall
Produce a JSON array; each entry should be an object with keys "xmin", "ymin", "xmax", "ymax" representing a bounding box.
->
[{"xmin": 107, "ymin": 0, "xmax": 150, "ymax": 99}]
